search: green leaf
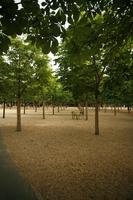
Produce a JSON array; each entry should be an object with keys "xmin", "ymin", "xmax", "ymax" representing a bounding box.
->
[
  {"xmin": 72, "ymin": 4, "xmax": 80, "ymax": 22},
  {"xmin": 0, "ymin": 34, "xmax": 11, "ymax": 54},
  {"xmin": 52, "ymin": 24, "xmax": 61, "ymax": 37},
  {"xmin": 51, "ymin": 38, "xmax": 58, "ymax": 54},
  {"xmin": 41, "ymin": 39, "xmax": 51, "ymax": 54}
]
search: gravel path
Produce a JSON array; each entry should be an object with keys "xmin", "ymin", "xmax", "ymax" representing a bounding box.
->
[{"xmin": 0, "ymin": 107, "xmax": 133, "ymax": 200}]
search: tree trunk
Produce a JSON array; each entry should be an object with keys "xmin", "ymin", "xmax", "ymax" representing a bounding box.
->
[
  {"xmin": 3, "ymin": 101, "xmax": 6, "ymax": 118},
  {"xmin": 85, "ymin": 101, "xmax": 88, "ymax": 120},
  {"xmin": 53, "ymin": 105, "xmax": 55, "ymax": 115},
  {"xmin": 43, "ymin": 101, "xmax": 45, "ymax": 119},
  {"xmin": 104, "ymin": 106, "xmax": 107, "ymax": 113},
  {"xmin": 23, "ymin": 103, "xmax": 26, "ymax": 114},
  {"xmin": 58, "ymin": 105, "xmax": 60, "ymax": 112},
  {"xmin": 95, "ymin": 84, "xmax": 99, "ymax": 135},
  {"xmin": 93, "ymin": 56, "xmax": 100, "ymax": 135},
  {"xmin": 114, "ymin": 106, "xmax": 117, "ymax": 116},
  {"xmin": 16, "ymin": 97, "xmax": 21, "ymax": 131},
  {"xmin": 127, "ymin": 106, "xmax": 131, "ymax": 113},
  {"xmin": 95, "ymin": 99, "xmax": 99, "ymax": 135},
  {"xmin": 10, "ymin": 102, "xmax": 12, "ymax": 109},
  {"xmin": 35, "ymin": 104, "xmax": 37, "ymax": 112}
]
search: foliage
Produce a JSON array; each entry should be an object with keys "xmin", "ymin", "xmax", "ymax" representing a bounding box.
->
[
  {"xmin": 0, "ymin": 37, "xmax": 54, "ymax": 105},
  {"xmin": 0, "ymin": 0, "xmax": 132, "ymax": 54},
  {"xmin": 57, "ymin": 15, "xmax": 107, "ymax": 104},
  {"xmin": 102, "ymin": 44, "xmax": 133, "ymax": 106},
  {"xmin": 0, "ymin": 56, "xmax": 14, "ymax": 103}
]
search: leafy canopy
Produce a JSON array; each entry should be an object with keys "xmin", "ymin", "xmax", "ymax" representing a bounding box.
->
[{"xmin": 0, "ymin": 0, "xmax": 132, "ymax": 54}]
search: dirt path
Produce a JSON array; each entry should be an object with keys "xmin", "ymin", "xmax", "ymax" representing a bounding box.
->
[{"xmin": 0, "ymin": 107, "xmax": 133, "ymax": 200}]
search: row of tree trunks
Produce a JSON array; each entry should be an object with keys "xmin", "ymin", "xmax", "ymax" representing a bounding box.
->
[{"xmin": 2, "ymin": 101, "xmax": 132, "ymax": 133}]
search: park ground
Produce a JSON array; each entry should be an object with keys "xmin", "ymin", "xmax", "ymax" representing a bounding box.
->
[{"xmin": 0, "ymin": 106, "xmax": 133, "ymax": 200}]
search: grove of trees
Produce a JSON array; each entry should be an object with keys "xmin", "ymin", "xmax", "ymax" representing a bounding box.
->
[{"xmin": 0, "ymin": 0, "xmax": 133, "ymax": 134}]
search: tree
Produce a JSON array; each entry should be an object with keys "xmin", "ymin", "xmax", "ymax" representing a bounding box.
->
[
  {"xmin": 0, "ymin": 0, "xmax": 132, "ymax": 134},
  {"xmin": 57, "ymin": 14, "xmax": 108, "ymax": 135},
  {"xmin": 0, "ymin": 56, "xmax": 15, "ymax": 118},
  {"xmin": 103, "ymin": 0, "xmax": 133, "ymax": 51},
  {"xmin": 33, "ymin": 53, "xmax": 52, "ymax": 118},
  {"xmin": 103, "ymin": 43, "xmax": 133, "ymax": 112},
  {"xmin": 0, "ymin": 1, "xmax": 132, "ymax": 54},
  {"xmin": 2, "ymin": 38, "xmax": 50, "ymax": 131}
]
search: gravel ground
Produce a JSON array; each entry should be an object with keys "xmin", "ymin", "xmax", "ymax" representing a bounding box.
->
[{"xmin": 0, "ymin": 107, "xmax": 133, "ymax": 200}]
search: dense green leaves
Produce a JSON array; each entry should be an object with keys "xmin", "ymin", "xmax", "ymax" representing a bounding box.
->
[
  {"xmin": 0, "ymin": 34, "xmax": 11, "ymax": 54},
  {"xmin": 56, "ymin": 10, "xmax": 133, "ymax": 135},
  {"xmin": 0, "ymin": 0, "xmax": 132, "ymax": 54},
  {"xmin": 0, "ymin": 0, "xmax": 132, "ymax": 106}
]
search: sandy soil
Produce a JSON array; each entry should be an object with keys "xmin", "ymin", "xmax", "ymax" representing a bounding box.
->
[{"xmin": 0, "ymin": 106, "xmax": 133, "ymax": 200}]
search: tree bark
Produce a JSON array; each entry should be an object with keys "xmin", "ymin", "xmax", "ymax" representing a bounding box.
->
[
  {"xmin": 58, "ymin": 105, "xmax": 60, "ymax": 112},
  {"xmin": 95, "ymin": 83, "xmax": 99, "ymax": 135},
  {"xmin": 23, "ymin": 103, "xmax": 26, "ymax": 114},
  {"xmin": 16, "ymin": 97, "xmax": 21, "ymax": 131},
  {"xmin": 94, "ymin": 78, "xmax": 100, "ymax": 135},
  {"xmin": 3, "ymin": 101, "xmax": 6, "ymax": 118},
  {"xmin": 85, "ymin": 100, "xmax": 88, "ymax": 120},
  {"xmin": 95, "ymin": 99, "xmax": 99, "ymax": 135},
  {"xmin": 53, "ymin": 105, "xmax": 55, "ymax": 115},
  {"xmin": 93, "ymin": 56, "xmax": 100, "ymax": 135},
  {"xmin": 114, "ymin": 106, "xmax": 117, "ymax": 116},
  {"xmin": 43, "ymin": 101, "xmax": 45, "ymax": 119},
  {"xmin": 104, "ymin": 106, "xmax": 107, "ymax": 113},
  {"xmin": 127, "ymin": 106, "xmax": 131, "ymax": 113},
  {"xmin": 35, "ymin": 104, "xmax": 37, "ymax": 112},
  {"xmin": 11, "ymin": 101, "xmax": 13, "ymax": 108}
]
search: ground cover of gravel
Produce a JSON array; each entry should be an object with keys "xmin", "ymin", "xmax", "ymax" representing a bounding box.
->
[{"xmin": 0, "ymin": 107, "xmax": 133, "ymax": 200}]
